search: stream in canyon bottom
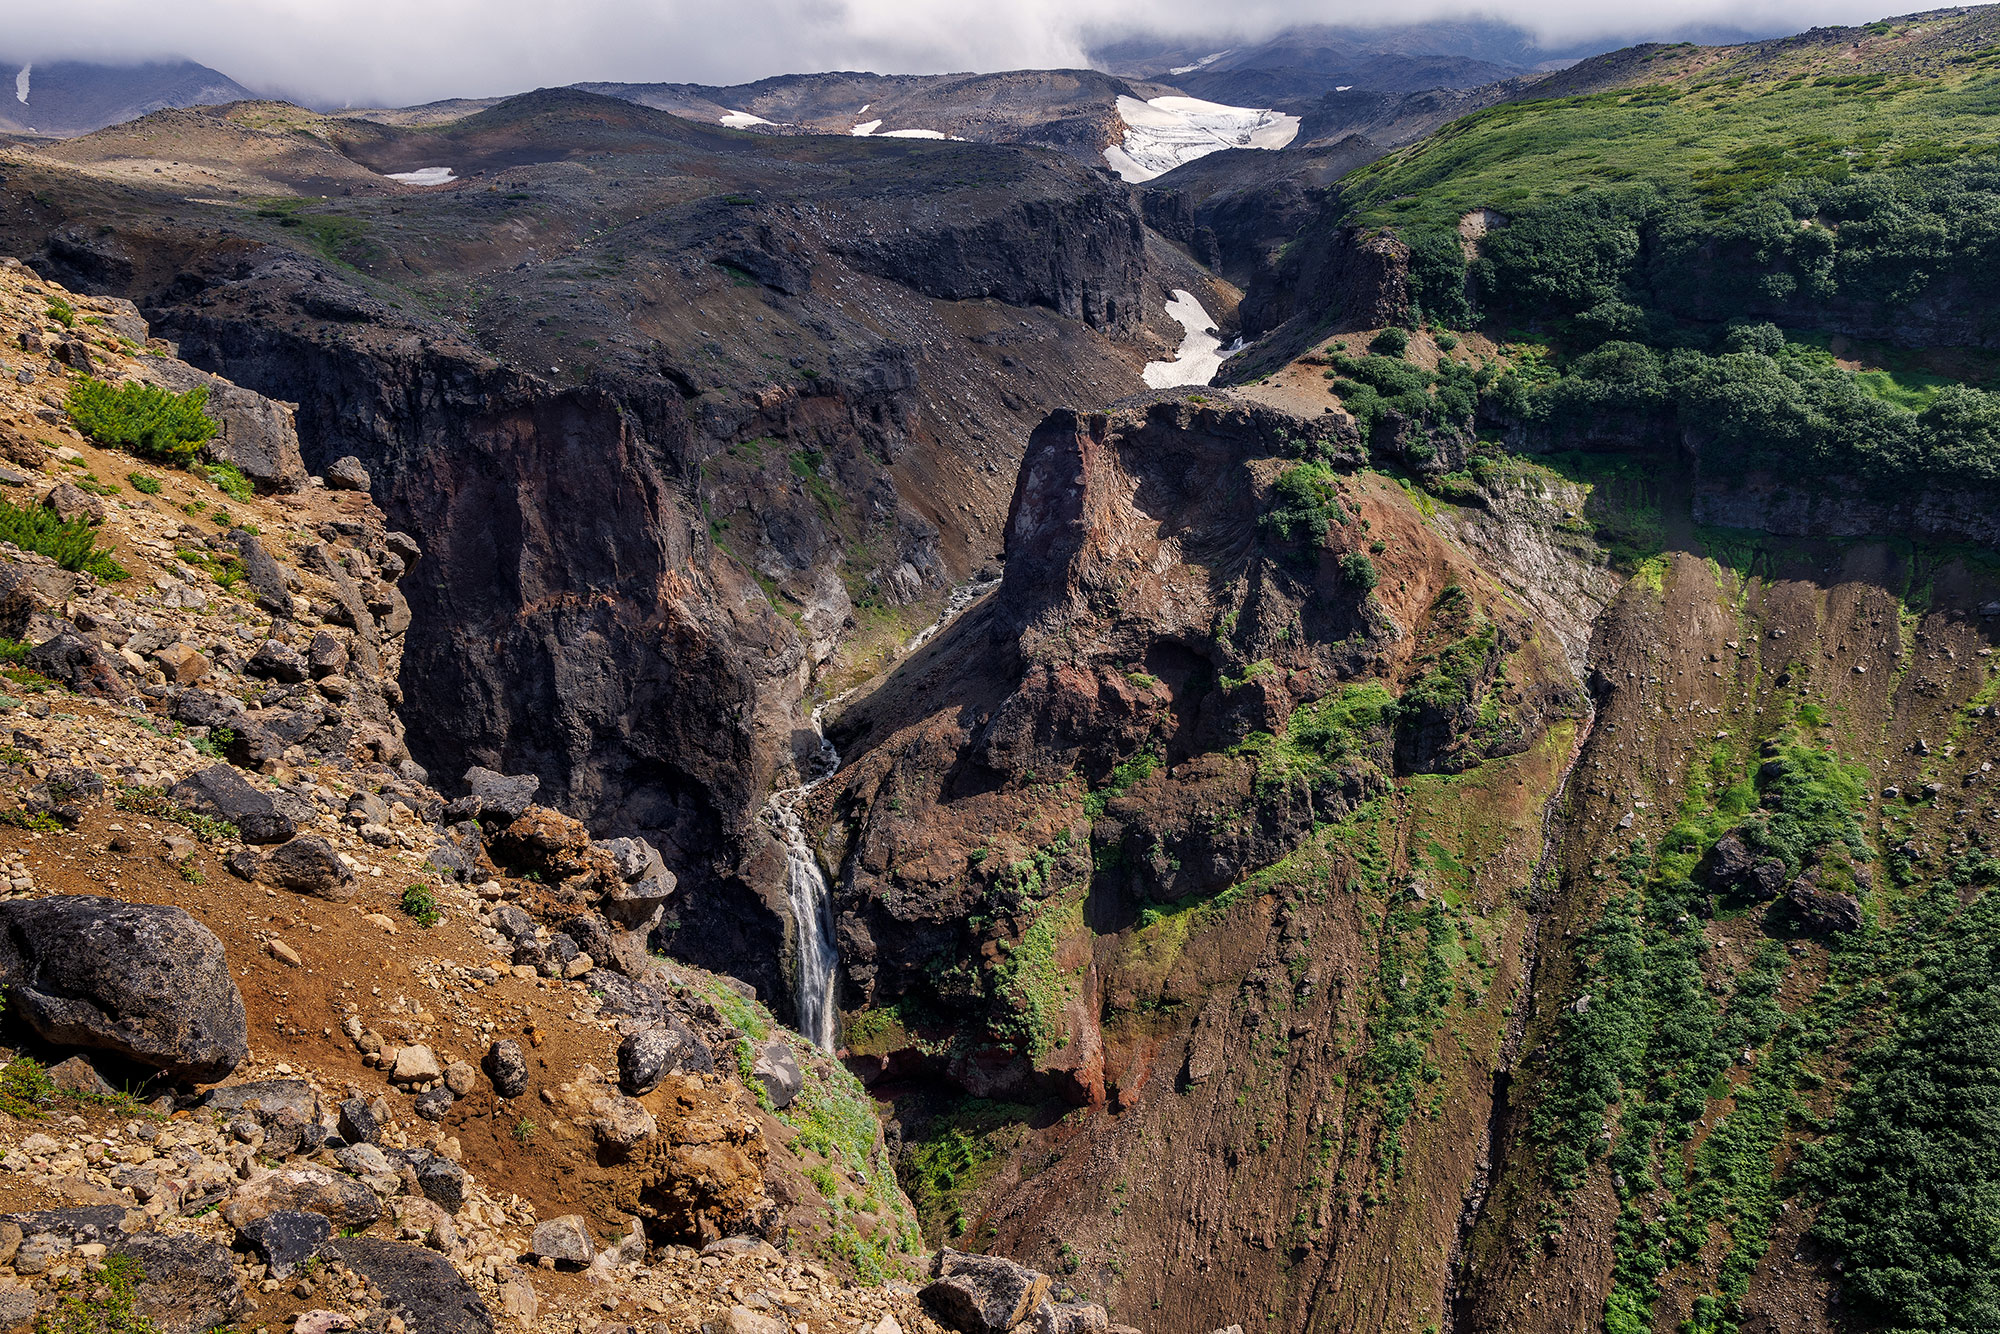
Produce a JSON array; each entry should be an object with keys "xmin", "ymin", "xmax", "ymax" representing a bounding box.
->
[{"xmin": 762, "ymin": 575, "xmax": 1001, "ymax": 1049}]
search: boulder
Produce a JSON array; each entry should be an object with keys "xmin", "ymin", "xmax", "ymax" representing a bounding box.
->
[
  {"xmin": 113, "ymin": 1233, "xmax": 246, "ymax": 1334},
  {"xmin": 143, "ymin": 362, "xmax": 308, "ymax": 494},
  {"xmin": 248, "ymin": 640, "xmax": 310, "ymax": 684},
  {"xmin": 722, "ymin": 1309, "xmax": 785, "ymax": 1334},
  {"xmin": 0, "ymin": 565, "xmax": 38, "ymax": 639},
  {"xmin": 413, "ymin": 1156, "xmax": 467, "ymax": 1210},
  {"xmin": 232, "ymin": 531, "xmax": 293, "ymax": 614},
  {"xmin": 751, "ymin": 1041, "xmax": 804, "ymax": 1110},
  {"xmin": 595, "ymin": 837, "xmax": 667, "ymax": 884},
  {"xmin": 257, "ymin": 837, "xmax": 355, "ymax": 900},
  {"xmin": 238, "ymin": 1210, "xmax": 332, "ymax": 1279},
  {"xmin": 390, "ymin": 1044, "xmax": 442, "ymax": 1084},
  {"xmin": 150, "ymin": 643, "xmax": 211, "ymax": 686},
  {"xmin": 25, "ymin": 632, "xmax": 124, "ymax": 697},
  {"xmin": 618, "ymin": 1019, "xmax": 715, "ymax": 1095},
  {"xmin": 1030, "ymin": 1299, "xmax": 1110, "ymax": 1334},
  {"xmin": 921, "ymin": 1249, "xmax": 1052, "ymax": 1334},
  {"xmin": 306, "ymin": 633, "xmax": 349, "ymax": 679},
  {"xmin": 483, "ymin": 1040, "xmax": 529, "ymax": 1098},
  {"xmin": 2, "ymin": 1208, "xmax": 136, "ymax": 1246},
  {"xmin": 336, "ymin": 1096, "xmax": 380, "ymax": 1145},
  {"xmin": 0, "ymin": 897, "xmax": 247, "ymax": 1081},
  {"xmin": 1707, "ymin": 831, "xmax": 1789, "ymax": 901},
  {"xmin": 1788, "ymin": 876, "xmax": 1866, "ymax": 932},
  {"xmin": 413, "ymin": 1087, "xmax": 455, "ymax": 1121},
  {"xmin": 445, "ymin": 768, "xmax": 540, "ymax": 825},
  {"xmin": 221, "ymin": 1170, "xmax": 383, "ymax": 1231},
  {"xmin": 170, "ymin": 766, "xmax": 297, "ymax": 844},
  {"xmin": 205, "ymin": 1078, "xmax": 321, "ymax": 1124},
  {"xmin": 323, "ymin": 1238, "xmax": 493, "ymax": 1334},
  {"xmin": 334, "ymin": 1144, "xmax": 391, "ymax": 1177},
  {"xmin": 42, "ymin": 482, "xmax": 104, "ymax": 526},
  {"xmin": 590, "ymin": 1095, "xmax": 656, "ymax": 1154},
  {"xmin": 44, "ymin": 1055, "xmax": 115, "ymax": 1098},
  {"xmin": 323, "ymin": 457, "xmax": 371, "ymax": 492},
  {"xmin": 529, "ymin": 1216, "xmax": 594, "ymax": 1268},
  {"xmin": 0, "ymin": 1279, "xmax": 43, "ymax": 1332}
]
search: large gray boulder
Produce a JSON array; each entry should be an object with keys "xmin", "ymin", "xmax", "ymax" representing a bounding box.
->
[
  {"xmin": 143, "ymin": 361, "xmax": 308, "ymax": 494},
  {"xmin": 324, "ymin": 1238, "xmax": 493, "ymax": 1334},
  {"xmin": 446, "ymin": 768, "xmax": 540, "ymax": 825},
  {"xmin": 25, "ymin": 632, "xmax": 123, "ymax": 698},
  {"xmin": 112, "ymin": 1233, "xmax": 246, "ymax": 1334},
  {"xmin": 203, "ymin": 1078, "xmax": 321, "ymax": 1124},
  {"xmin": 256, "ymin": 836, "xmax": 356, "ymax": 900},
  {"xmin": 922, "ymin": 1249, "xmax": 1053, "ymax": 1334},
  {"xmin": 237, "ymin": 1210, "xmax": 330, "ymax": 1279},
  {"xmin": 169, "ymin": 766, "xmax": 297, "ymax": 844},
  {"xmin": 751, "ymin": 1040, "xmax": 804, "ymax": 1111},
  {"xmin": 231, "ymin": 531, "xmax": 293, "ymax": 615},
  {"xmin": 617, "ymin": 1018, "xmax": 714, "ymax": 1095},
  {"xmin": 0, "ymin": 897, "xmax": 247, "ymax": 1082}
]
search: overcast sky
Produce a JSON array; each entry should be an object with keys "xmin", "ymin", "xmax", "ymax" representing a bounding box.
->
[{"xmin": 6, "ymin": 0, "xmax": 1905, "ymax": 107}]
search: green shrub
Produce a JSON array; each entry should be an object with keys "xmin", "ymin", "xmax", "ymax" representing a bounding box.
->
[
  {"xmin": 399, "ymin": 883, "xmax": 441, "ymax": 927},
  {"xmin": 1370, "ymin": 327, "xmax": 1411, "ymax": 357},
  {"xmin": 125, "ymin": 472, "xmax": 162, "ymax": 495},
  {"xmin": 1339, "ymin": 552, "xmax": 1380, "ymax": 591},
  {"xmin": 0, "ymin": 496, "xmax": 127, "ymax": 580},
  {"xmin": 43, "ymin": 297, "xmax": 74, "ymax": 329},
  {"xmin": 1263, "ymin": 463, "xmax": 1345, "ymax": 546},
  {"xmin": 65, "ymin": 378, "xmax": 218, "ymax": 465},
  {"xmin": 198, "ymin": 461, "xmax": 252, "ymax": 503}
]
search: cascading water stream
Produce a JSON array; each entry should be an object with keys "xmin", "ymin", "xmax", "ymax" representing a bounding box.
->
[{"xmin": 761, "ymin": 576, "xmax": 1000, "ymax": 1050}]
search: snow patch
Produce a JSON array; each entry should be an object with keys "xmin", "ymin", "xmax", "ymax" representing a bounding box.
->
[
  {"xmin": 1168, "ymin": 50, "xmax": 1231, "ymax": 76},
  {"xmin": 1142, "ymin": 290, "xmax": 1233, "ymax": 389},
  {"xmin": 386, "ymin": 166, "xmax": 456, "ymax": 186},
  {"xmin": 1336, "ymin": 85, "xmax": 1353, "ymax": 92},
  {"xmin": 14, "ymin": 65, "xmax": 27, "ymax": 106},
  {"xmin": 851, "ymin": 119, "xmax": 883, "ymax": 136},
  {"xmin": 880, "ymin": 128, "xmax": 949, "ymax": 139},
  {"xmin": 1105, "ymin": 95, "xmax": 1299, "ymax": 183},
  {"xmin": 719, "ymin": 109, "xmax": 772, "ymax": 129}
]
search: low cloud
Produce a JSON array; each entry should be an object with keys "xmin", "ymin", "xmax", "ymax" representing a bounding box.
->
[{"xmin": 6, "ymin": 0, "xmax": 1902, "ymax": 108}]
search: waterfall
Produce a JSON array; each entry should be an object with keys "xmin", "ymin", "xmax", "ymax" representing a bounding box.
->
[
  {"xmin": 764, "ymin": 723, "xmax": 842, "ymax": 1051},
  {"xmin": 760, "ymin": 575, "xmax": 1000, "ymax": 1051}
]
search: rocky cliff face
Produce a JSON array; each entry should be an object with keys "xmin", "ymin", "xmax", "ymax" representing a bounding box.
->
[
  {"xmin": 801, "ymin": 384, "xmax": 2000, "ymax": 1334},
  {"xmin": 0, "ymin": 101, "xmax": 1210, "ymax": 1010},
  {"xmin": 798, "ymin": 394, "xmax": 1591, "ymax": 1332}
]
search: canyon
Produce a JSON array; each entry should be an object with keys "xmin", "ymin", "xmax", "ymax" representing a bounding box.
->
[{"xmin": 0, "ymin": 10, "xmax": 1998, "ymax": 1334}]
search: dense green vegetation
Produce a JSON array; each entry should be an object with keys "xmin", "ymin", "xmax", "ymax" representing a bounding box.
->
[
  {"xmin": 902, "ymin": 1098, "xmax": 1034, "ymax": 1243},
  {"xmin": 0, "ymin": 496, "xmax": 126, "ymax": 581},
  {"xmin": 1796, "ymin": 876, "xmax": 2000, "ymax": 1334},
  {"xmin": 1502, "ymin": 326, "xmax": 2000, "ymax": 486},
  {"xmin": 1235, "ymin": 681, "xmax": 1398, "ymax": 798},
  {"xmin": 1322, "ymin": 352, "xmax": 1478, "ymax": 452},
  {"xmin": 1327, "ymin": 42, "xmax": 2000, "ymax": 492},
  {"xmin": 1262, "ymin": 462, "xmax": 1346, "ymax": 546},
  {"xmin": 65, "ymin": 378, "xmax": 218, "ymax": 465},
  {"xmin": 1532, "ymin": 730, "xmax": 1870, "ymax": 1334},
  {"xmin": 1346, "ymin": 63, "xmax": 2000, "ymax": 238}
]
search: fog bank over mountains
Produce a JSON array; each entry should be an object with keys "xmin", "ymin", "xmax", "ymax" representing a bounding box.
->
[{"xmin": 4, "ymin": 0, "xmax": 1890, "ymax": 111}]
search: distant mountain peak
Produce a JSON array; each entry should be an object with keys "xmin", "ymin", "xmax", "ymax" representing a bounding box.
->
[{"xmin": 0, "ymin": 57, "xmax": 251, "ymax": 137}]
